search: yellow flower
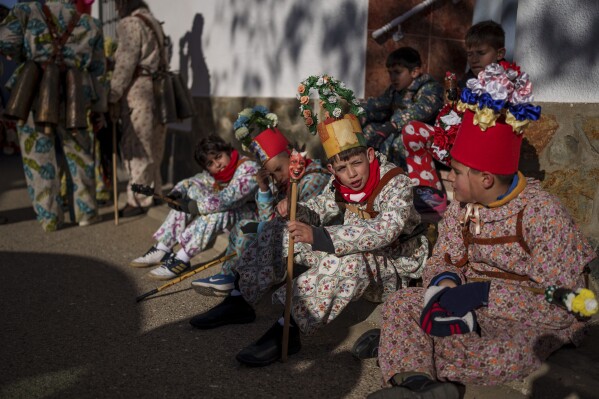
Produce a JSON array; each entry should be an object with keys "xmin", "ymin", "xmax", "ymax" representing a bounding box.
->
[
  {"xmin": 571, "ymin": 289, "xmax": 598, "ymax": 317},
  {"xmin": 505, "ymin": 111, "xmax": 530, "ymax": 134},
  {"xmin": 456, "ymin": 101, "xmax": 477, "ymax": 113},
  {"xmin": 473, "ymin": 107, "xmax": 498, "ymax": 131}
]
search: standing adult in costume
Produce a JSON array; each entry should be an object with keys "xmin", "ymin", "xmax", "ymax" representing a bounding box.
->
[
  {"xmin": 0, "ymin": 0, "xmax": 105, "ymax": 231},
  {"xmin": 370, "ymin": 63, "xmax": 596, "ymax": 399},
  {"xmin": 189, "ymin": 76, "xmax": 429, "ymax": 367},
  {"xmin": 109, "ymin": 0, "xmax": 166, "ymax": 217}
]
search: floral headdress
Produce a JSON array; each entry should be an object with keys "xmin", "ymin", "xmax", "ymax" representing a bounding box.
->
[
  {"xmin": 457, "ymin": 61, "xmax": 541, "ymax": 133},
  {"xmin": 297, "ymin": 75, "xmax": 366, "ymax": 159},
  {"xmin": 297, "ymin": 74, "xmax": 365, "ymax": 135},
  {"xmin": 233, "ymin": 105, "xmax": 289, "ymax": 165},
  {"xmin": 233, "ymin": 105, "xmax": 279, "ymax": 150}
]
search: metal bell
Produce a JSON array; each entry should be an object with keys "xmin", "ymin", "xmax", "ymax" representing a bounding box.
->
[
  {"xmin": 65, "ymin": 68, "xmax": 88, "ymax": 130},
  {"xmin": 4, "ymin": 60, "xmax": 42, "ymax": 124},
  {"xmin": 34, "ymin": 63, "xmax": 61, "ymax": 128}
]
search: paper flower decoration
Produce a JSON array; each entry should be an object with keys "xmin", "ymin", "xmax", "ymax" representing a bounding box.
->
[
  {"xmin": 297, "ymin": 74, "xmax": 365, "ymax": 134},
  {"xmin": 233, "ymin": 105, "xmax": 279, "ymax": 150},
  {"xmin": 457, "ymin": 62, "xmax": 541, "ymax": 133}
]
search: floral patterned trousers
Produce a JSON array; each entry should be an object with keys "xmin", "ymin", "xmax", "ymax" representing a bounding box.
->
[
  {"xmin": 18, "ymin": 121, "xmax": 96, "ymax": 232},
  {"xmin": 378, "ymin": 287, "xmax": 568, "ymax": 386},
  {"xmin": 233, "ymin": 217, "xmax": 427, "ymax": 336}
]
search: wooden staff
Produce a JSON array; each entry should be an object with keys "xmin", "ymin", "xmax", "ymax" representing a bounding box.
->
[
  {"xmin": 282, "ymin": 150, "xmax": 307, "ymax": 362},
  {"xmin": 112, "ymin": 119, "xmax": 119, "ymax": 225},
  {"xmin": 136, "ymin": 252, "xmax": 236, "ymax": 302}
]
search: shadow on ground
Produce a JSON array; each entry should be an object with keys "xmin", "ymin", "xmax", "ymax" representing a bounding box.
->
[{"xmin": 0, "ymin": 251, "xmax": 367, "ymax": 399}]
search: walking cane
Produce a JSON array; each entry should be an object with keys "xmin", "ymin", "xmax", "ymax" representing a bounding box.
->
[
  {"xmin": 282, "ymin": 150, "xmax": 307, "ymax": 362},
  {"xmin": 136, "ymin": 252, "xmax": 236, "ymax": 302},
  {"xmin": 112, "ymin": 118, "xmax": 119, "ymax": 225}
]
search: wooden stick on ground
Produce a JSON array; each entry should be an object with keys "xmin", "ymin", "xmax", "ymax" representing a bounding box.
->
[
  {"xmin": 112, "ymin": 120, "xmax": 119, "ymax": 225},
  {"xmin": 136, "ymin": 252, "xmax": 235, "ymax": 302}
]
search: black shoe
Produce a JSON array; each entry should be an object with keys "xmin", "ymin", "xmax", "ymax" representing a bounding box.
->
[
  {"xmin": 189, "ymin": 295, "xmax": 255, "ymax": 329},
  {"xmin": 367, "ymin": 376, "xmax": 459, "ymax": 399},
  {"xmin": 236, "ymin": 321, "xmax": 301, "ymax": 367},
  {"xmin": 352, "ymin": 328, "xmax": 380, "ymax": 360},
  {"xmin": 118, "ymin": 204, "xmax": 146, "ymax": 218}
]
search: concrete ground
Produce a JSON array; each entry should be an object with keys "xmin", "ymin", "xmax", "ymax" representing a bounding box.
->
[{"xmin": 1, "ymin": 153, "xmax": 598, "ymax": 399}]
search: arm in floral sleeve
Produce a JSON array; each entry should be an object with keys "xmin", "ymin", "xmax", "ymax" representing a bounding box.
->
[
  {"xmin": 484, "ymin": 197, "xmax": 596, "ymax": 328},
  {"xmin": 361, "ymin": 86, "xmax": 394, "ymax": 123},
  {"xmin": 297, "ymin": 170, "xmax": 330, "ymax": 203},
  {"xmin": 256, "ymin": 185, "xmax": 277, "ymax": 221},
  {"xmin": 300, "ymin": 176, "xmax": 343, "ymax": 226},
  {"xmin": 422, "ymin": 200, "xmax": 467, "ymax": 287},
  {"xmin": 0, "ymin": 4, "xmax": 27, "ymax": 60},
  {"xmin": 390, "ymin": 80, "xmax": 444, "ymax": 130},
  {"xmin": 324, "ymin": 174, "xmax": 415, "ymax": 256},
  {"xmin": 109, "ymin": 18, "xmax": 142, "ymax": 103},
  {"xmin": 193, "ymin": 161, "xmax": 259, "ymax": 215}
]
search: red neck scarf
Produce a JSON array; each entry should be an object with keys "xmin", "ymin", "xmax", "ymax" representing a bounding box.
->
[
  {"xmin": 212, "ymin": 150, "xmax": 239, "ymax": 184},
  {"xmin": 333, "ymin": 157, "xmax": 381, "ymax": 203}
]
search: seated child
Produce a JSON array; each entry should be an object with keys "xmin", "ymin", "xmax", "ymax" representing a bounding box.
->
[
  {"xmin": 130, "ymin": 134, "xmax": 259, "ymax": 280},
  {"xmin": 401, "ymin": 20, "xmax": 507, "ymax": 218},
  {"xmin": 370, "ymin": 64, "xmax": 597, "ymax": 399},
  {"xmin": 188, "ymin": 75, "xmax": 429, "ymax": 367},
  {"xmin": 360, "ymin": 46, "xmax": 443, "ymax": 169},
  {"xmin": 191, "ymin": 106, "xmax": 330, "ymax": 294}
]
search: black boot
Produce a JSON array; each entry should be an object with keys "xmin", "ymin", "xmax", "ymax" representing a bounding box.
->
[
  {"xmin": 367, "ymin": 374, "xmax": 459, "ymax": 399},
  {"xmin": 236, "ymin": 321, "xmax": 301, "ymax": 367},
  {"xmin": 351, "ymin": 328, "xmax": 380, "ymax": 360},
  {"xmin": 189, "ymin": 295, "xmax": 255, "ymax": 329}
]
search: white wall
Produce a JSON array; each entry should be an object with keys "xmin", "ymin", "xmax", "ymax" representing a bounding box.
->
[
  {"xmin": 514, "ymin": 0, "xmax": 599, "ymax": 103},
  {"xmin": 143, "ymin": 0, "xmax": 369, "ymax": 99}
]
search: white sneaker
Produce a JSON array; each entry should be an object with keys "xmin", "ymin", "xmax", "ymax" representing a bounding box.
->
[
  {"xmin": 148, "ymin": 254, "xmax": 190, "ymax": 280},
  {"xmin": 130, "ymin": 246, "xmax": 169, "ymax": 268}
]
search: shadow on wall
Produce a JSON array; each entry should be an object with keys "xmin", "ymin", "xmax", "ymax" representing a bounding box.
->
[
  {"xmin": 164, "ymin": 13, "xmax": 215, "ymax": 184},
  {"xmin": 518, "ymin": 0, "xmax": 599, "ymax": 87}
]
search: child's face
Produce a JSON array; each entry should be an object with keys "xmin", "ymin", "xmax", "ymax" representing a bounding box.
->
[
  {"xmin": 387, "ymin": 65, "xmax": 421, "ymax": 92},
  {"xmin": 264, "ymin": 153, "xmax": 290, "ymax": 186},
  {"xmin": 466, "ymin": 44, "xmax": 506, "ymax": 76},
  {"xmin": 205, "ymin": 151, "xmax": 231, "ymax": 175},
  {"xmin": 448, "ymin": 159, "xmax": 483, "ymax": 203},
  {"xmin": 327, "ymin": 148, "xmax": 375, "ymax": 191}
]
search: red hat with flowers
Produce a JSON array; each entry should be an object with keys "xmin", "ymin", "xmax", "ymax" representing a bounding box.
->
[
  {"xmin": 450, "ymin": 61, "xmax": 541, "ymax": 174},
  {"xmin": 233, "ymin": 106, "xmax": 289, "ymax": 165}
]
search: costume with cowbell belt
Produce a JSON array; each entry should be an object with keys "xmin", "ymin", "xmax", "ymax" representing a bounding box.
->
[
  {"xmin": 0, "ymin": 0, "xmax": 105, "ymax": 231},
  {"xmin": 376, "ymin": 62, "xmax": 597, "ymax": 391}
]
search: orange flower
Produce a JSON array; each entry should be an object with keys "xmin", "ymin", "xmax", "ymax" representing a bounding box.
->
[
  {"xmin": 303, "ymin": 109, "xmax": 312, "ymax": 118},
  {"xmin": 298, "ymin": 84, "xmax": 306, "ymax": 94},
  {"xmin": 300, "ymin": 95, "xmax": 310, "ymax": 105},
  {"xmin": 305, "ymin": 117, "xmax": 314, "ymax": 126}
]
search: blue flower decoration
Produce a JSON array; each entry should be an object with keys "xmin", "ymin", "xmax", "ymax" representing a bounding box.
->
[
  {"xmin": 39, "ymin": 163, "xmax": 56, "ymax": 180},
  {"xmin": 35, "ymin": 136, "xmax": 53, "ymax": 153}
]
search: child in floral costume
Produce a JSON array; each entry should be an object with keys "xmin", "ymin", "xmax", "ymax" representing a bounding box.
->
[
  {"xmin": 370, "ymin": 65, "xmax": 597, "ymax": 399},
  {"xmin": 130, "ymin": 135, "xmax": 259, "ymax": 281},
  {"xmin": 189, "ymin": 76, "xmax": 428, "ymax": 367},
  {"xmin": 191, "ymin": 106, "xmax": 330, "ymax": 294}
]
